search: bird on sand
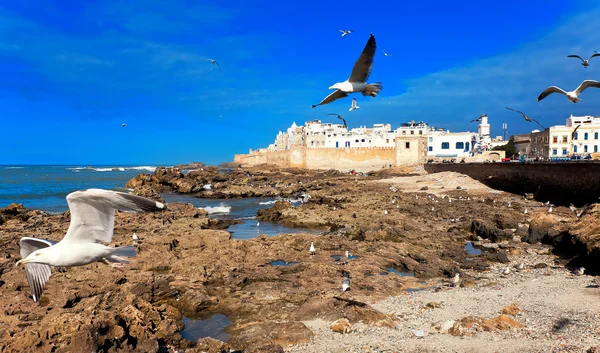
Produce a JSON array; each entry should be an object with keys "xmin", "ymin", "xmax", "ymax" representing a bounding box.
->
[
  {"xmin": 537, "ymin": 80, "xmax": 600, "ymax": 103},
  {"xmin": 470, "ymin": 114, "xmax": 486, "ymax": 123},
  {"xmin": 506, "ymin": 107, "xmax": 546, "ymax": 130},
  {"xmin": 567, "ymin": 53, "xmax": 600, "ymax": 67},
  {"xmin": 328, "ymin": 114, "xmax": 347, "ymax": 129},
  {"xmin": 121, "ymin": 123, "xmax": 127, "ymax": 128},
  {"xmin": 312, "ymin": 34, "xmax": 382, "ymax": 108},
  {"xmin": 349, "ymin": 98, "xmax": 360, "ymax": 111},
  {"xmin": 573, "ymin": 267, "xmax": 585, "ymax": 276},
  {"xmin": 16, "ymin": 189, "xmax": 166, "ymax": 302},
  {"xmin": 338, "ymin": 29, "xmax": 354, "ymax": 37},
  {"xmin": 205, "ymin": 58, "xmax": 222, "ymax": 72},
  {"xmin": 342, "ymin": 277, "xmax": 351, "ymax": 292},
  {"xmin": 309, "ymin": 241, "xmax": 316, "ymax": 256}
]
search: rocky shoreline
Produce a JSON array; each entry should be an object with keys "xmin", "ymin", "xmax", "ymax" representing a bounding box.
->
[{"xmin": 1, "ymin": 166, "xmax": 599, "ymax": 352}]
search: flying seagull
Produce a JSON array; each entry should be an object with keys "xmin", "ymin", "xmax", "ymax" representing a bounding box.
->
[
  {"xmin": 205, "ymin": 58, "xmax": 222, "ymax": 72},
  {"xmin": 339, "ymin": 29, "xmax": 354, "ymax": 37},
  {"xmin": 122, "ymin": 123, "xmax": 127, "ymax": 128},
  {"xmin": 312, "ymin": 34, "xmax": 382, "ymax": 108},
  {"xmin": 537, "ymin": 80, "xmax": 600, "ymax": 103},
  {"xmin": 381, "ymin": 48, "xmax": 391, "ymax": 57},
  {"xmin": 328, "ymin": 113, "xmax": 347, "ymax": 129},
  {"xmin": 567, "ymin": 53, "xmax": 600, "ymax": 67},
  {"xmin": 506, "ymin": 107, "xmax": 546, "ymax": 130},
  {"xmin": 349, "ymin": 98, "xmax": 360, "ymax": 111},
  {"xmin": 470, "ymin": 114, "xmax": 486, "ymax": 123},
  {"xmin": 16, "ymin": 189, "xmax": 166, "ymax": 302}
]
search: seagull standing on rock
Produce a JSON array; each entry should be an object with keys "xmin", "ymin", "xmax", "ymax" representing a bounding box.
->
[
  {"xmin": 312, "ymin": 34, "xmax": 382, "ymax": 108},
  {"xmin": 537, "ymin": 80, "xmax": 600, "ymax": 103},
  {"xmin": 309, "ymin": 241, "xmax": 316, "ymax": 256},
  {"xmin": 16, "ymin": 189, "xmax": 166, "ymax": 302},
  {"xmin": 342, "ymin": 277, "xmax": 351, "ymax": 292}
]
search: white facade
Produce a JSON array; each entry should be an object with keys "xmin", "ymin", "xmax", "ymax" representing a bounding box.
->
[
  {"xmin": 427, "ymin": 131, "xmax": 474, "ymax": 157},
  {"xmin": 548, "ymin": 115, "xmax": 600, "ymax": 157}
]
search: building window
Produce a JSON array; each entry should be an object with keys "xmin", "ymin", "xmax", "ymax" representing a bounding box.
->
[
  {"xmin": 345, "ymin": 141, "xmax": 351, "ymax": 147},
  {"xmin": 419, "ymin": 130, "xmax": 423, "ymax": 135},
  {"xmin": 465, "ymin": 142, "xmax": 470, "ymax": 151},
  {"xmin": 428, "ymin": 146, "xmax": 433, "ymax": 152},
  {"xmin": 386, "ymin": 139, "xmax": 389, "ymax": 143},
  {"xmin": 584, "ymin": 133, "xmax": 589, "ymax": 140},
  {"xmin": 410, "ymin": 130, "xmax": 414, "ymax": 135},
  {"xmin": 563, "ymin": 136, "xmax": 568, "ymax": 143},
  {"xmin": 402, "ymin": 131, "xmax": 406, "ymax": 135},
  {"xmin": 574, "ymin": 132, "xmax": 578, "ymax": 140},
  {"xmin": 584, "ymin": 145, "xmax": 588, "ymax": 152},
  {"xmin": 428, "ymin": 137, "xmax": 433, "ymax": 142},
  {"xmin": 456, "ymin": 142, "xmax": 464, "ymax": 149},
  {"xmin": 574, "ymin": 145, "xmax": 578, "ymax": 153},
  {"xmin": 562, "ymin": 148, "xmax": 567, "ymax": 155},
  {"xmin": 355, "ymin": 140, "xmax": 359, "ymax": 143},
  {"xmin": 552, "ymin": 149, "xmax": 557, "ymax": 155},
  {"xmin": 596, "ymin": 132, "xmax": 599, "ymax": 140},
  {"xmin": 441, "ymin": 142, "xmax": 450, "ymax": 149},
  {"xmin": 552, "ymin": 136, "xmax": 558, "ymax": 143},
  {"xmin": 405, "ymin": 142, "xmax": 410, "ymax": 149},
  {"xmin": 595, "ymin": 145, "xmax": 598, "ymax": 152},
  {"xmin": 361, "ymin": 139, "xmax": 365, "ymax": 142}
]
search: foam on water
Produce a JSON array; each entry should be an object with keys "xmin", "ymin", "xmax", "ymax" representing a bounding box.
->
[{"xmin": 200, "ymin": 204, "xmax": 232, "ymax": 214}]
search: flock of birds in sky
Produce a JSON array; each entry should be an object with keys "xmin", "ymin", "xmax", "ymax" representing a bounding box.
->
[{"xmin": 483, "ymin": 52, "xmax": 600, "ymax": 132}]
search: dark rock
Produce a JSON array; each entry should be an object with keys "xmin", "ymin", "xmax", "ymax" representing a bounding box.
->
[{"xmin": 471, "ymin": 220, "xmax": 511, "ymax": 242}]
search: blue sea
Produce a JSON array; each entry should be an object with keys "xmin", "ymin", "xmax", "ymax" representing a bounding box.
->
[{"xmin": 0, "ymin": 165, "xmax": 319, "ymax": 239}]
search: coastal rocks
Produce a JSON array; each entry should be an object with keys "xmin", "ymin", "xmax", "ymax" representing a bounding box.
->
[
  {"xmin": 330, "ymin": 318, "xmax": 352, "ymax": 333},
  {"xmin": 470, "ymin": 219, "xmax": 512, "ymax": 242},
  {"xmin": 566, "ymin": 204, "xmax": 600, "ymax": 272},
  {"xmin": 525, "ymin": 213, "xmax": 571, "ymax": 245},
  {"xmin": 228, "ymin": 322, "xmax": 313, "ymax": 352}
]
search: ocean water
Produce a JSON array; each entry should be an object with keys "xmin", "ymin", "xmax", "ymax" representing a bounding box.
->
[
  {"xmin": 0, "ymin": 165, "xmax": 157, "ymax": 213},
  {"xmin": 0, "ymin": 166, "xmax": 320, "ymax": 239},
  {"xmin": 161, "ymin": 193, "xmax": 319, "ymax": 239}
]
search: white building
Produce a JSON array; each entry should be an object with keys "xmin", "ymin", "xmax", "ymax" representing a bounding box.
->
[{"xmin": 427, "ymin": 131, "xmax": 475, "ymax": 158}]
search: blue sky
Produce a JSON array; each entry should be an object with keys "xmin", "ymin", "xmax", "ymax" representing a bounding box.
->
[{"xmin": 1, "ymin": 0, "xmax": 599, "ymax": 165}]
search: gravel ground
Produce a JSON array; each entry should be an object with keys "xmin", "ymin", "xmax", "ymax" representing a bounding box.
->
[{"xmin": 286, "ymin": 252, "xmax": 600, "ymax": 353}]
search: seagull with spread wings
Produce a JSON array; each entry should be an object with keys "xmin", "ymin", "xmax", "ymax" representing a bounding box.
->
[
  {"xmin": 567, "ymin": 53, "xmax": 600, "ymax": 67},
  {"xmin": 339, "ymin": 29, "xmax": 354, "ymax": 37},
  {"xmin": 506, "ymin": 107, "xmax": 545, "ymax": 130},
  {"xmin": 470, "ymin": 114, "xmax": 486, "ymax": 123},
  {"xmin": 205, "ymin": 58, "xmax": 222, "ymax": 72},
  {"xmin": 16, "ymin": 189, "xmax": 166, "ymax": 302},
  {"xmin": 537, "ymin": 80, "xmax": 600, "ymax": 103},
  {"xmin": 328, "ymin": 113, "xmax": 347, "ymax": 129},
  {"xmin": 312, "ymin": 34, "xmax": 382, "ymax": 108},
  {"xmin": 349, "ymin": 98, "xmax": 360, "ymax": 111}
]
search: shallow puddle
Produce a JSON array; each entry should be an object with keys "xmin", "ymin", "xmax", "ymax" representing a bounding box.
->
[
  {"xmin": 180, "ymin": 314, "xmax": 232, "ymax": 342},
  {"xmin": 385, "ymin": 267, "xmax": 414, "ymax": 277},
  {"xmin": 465, "ymin": 242, "xmax": 482, "ymax": 255},
  {"xmin": 270, "ymin": 260, "xmax": 298, "ymax": 266}
]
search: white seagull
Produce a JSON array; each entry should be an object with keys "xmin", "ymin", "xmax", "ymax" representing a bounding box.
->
[
  {"xmin": 537, "ymin": 80, "xmax": 600, "ymax": 103},
  {"xmin": 381, "ymin": 48, "xmax": 391, "ymax": 57},
  {"xmin": 309, "ymin": 241, "xmax": 316, "ymax": 256},
  {"xmin": 349, "ymin": 98, "xmax": 360, "ymax": 111},
  {"xmin": 300, "ymin": 192, "xmax": 311, "ymax": 204},
  {"xmin": 121, "ymin": 123, "xmax": 127, "ymax": 128},
  {"xmin": 132, "ymin": 232, "xmax": 140, "ymax": 241},
  {"xmin": 342, "ymin": 277, "xmax": 351, "ymax": 292},
  {"xmin": 16, "ymin": 189, "xmax": 166, "ymax": 302},
  {"xmin": 312, "ymin": 34, "xmax": 382, "ymax": 108},
  {"xmin": 338, "ymin": 29, "xmax": 354, "ymax": 37},
  {"xmin": 567, "ymin": 53, "xmax": 600, "ymax": 67},
  {"xmin": 205, "ymin": 58, "xmax": 222, "ymax": 72}
]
